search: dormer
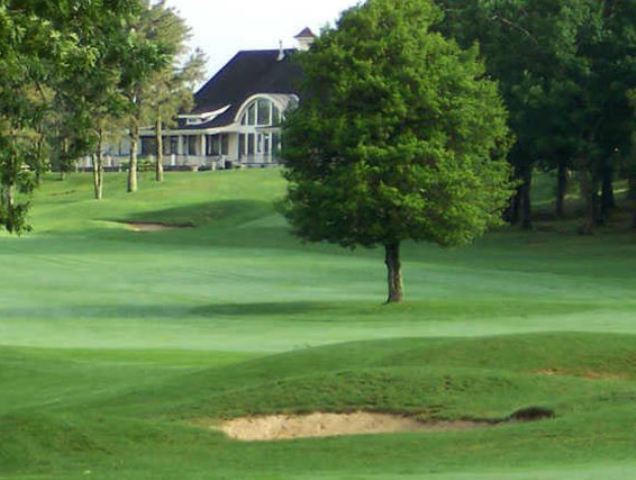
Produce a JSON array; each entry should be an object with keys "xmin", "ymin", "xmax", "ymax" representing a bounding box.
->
[{"xmin": 294, "ymin": 27, "xmax": 316, "ymax": 51}]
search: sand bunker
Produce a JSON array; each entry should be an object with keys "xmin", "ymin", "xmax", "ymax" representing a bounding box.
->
[
  {"xmin": 217, "ymin": 412, "xmax": 491, "ymax": 442},
  {"xmin": 124, "ymin": 221, "xmax": 194, "ymax": 232}
]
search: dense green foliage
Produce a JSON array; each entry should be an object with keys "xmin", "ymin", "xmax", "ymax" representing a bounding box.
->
[
  {"xmin": 0, "ymin": 1, "xmax": 75, "ymax": 232},
  {"xmin": 0, "ymin": 170, "xmax": 635, "ymax": 479},
  {"xmin": 0, "ymin": 0, "xmax": 191, "ymax": 223},
  {"xmin": 437, "ymin": 0, "xmax": 636, "ymax": 231},
  {"xmin": 283, "ymin": 0, "xmax": 513, "ymax": 302}
]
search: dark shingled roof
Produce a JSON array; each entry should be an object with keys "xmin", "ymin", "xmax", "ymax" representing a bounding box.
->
[{"xmin": 182, "ymin": 49, "xmax": 303, "ymax": 130}]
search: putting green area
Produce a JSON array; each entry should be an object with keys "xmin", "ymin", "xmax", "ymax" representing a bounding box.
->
[{"xmin": 1, "ymin": 169, "xmax": 635, "ymax": 479}]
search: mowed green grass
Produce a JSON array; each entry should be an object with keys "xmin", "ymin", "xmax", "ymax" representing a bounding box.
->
[{"xmin": 0, "ymin": 169, "xmax": 635, "ymax": 479}]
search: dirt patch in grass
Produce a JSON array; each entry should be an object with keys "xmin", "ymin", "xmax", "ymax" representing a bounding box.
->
[
  {"xmin": 123, "ymin": 221, "xmax": 194, "ymax": 232},
  {"xmin": 205, "ymin": 412, "xmax": 496, "ymax": 442}
]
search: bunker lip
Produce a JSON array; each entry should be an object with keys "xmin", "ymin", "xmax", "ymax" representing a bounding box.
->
[
  {"xmin": 119, "ymin": 221, "xmax": 195, "ymax": 232},
  {"xmin": 198, "ymin": 412, "xmax": 503, "ymax": 442}
]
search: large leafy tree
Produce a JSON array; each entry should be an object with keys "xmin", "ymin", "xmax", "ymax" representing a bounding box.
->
[
  {"xmin": 437, "ymin": 0, "xmax": 592, "ymax": 228},
  {"xmin": 141, "ymin": 1, "xmax": 206, "ymax": 183},
  {"xmin": 0, "ymin": 2, "xmax": 60, "ymax": 233},
  {"xmin": 283, "ymin": 0, "xmax": 513, "ymax": 303},
  {"xmin": 0, "ymin": 0, "xmax": 159, "ymax": 230},
  {"xmin": 53, "ymin": 4, "xmax": 136, "ymax": 200},
  {"xmin": 0, "ymin": 1, "xmax": 111, "ymax": 231},
  {"xmin": 121, "ymin": 0, "xmax": 194, "ymax": 192}
]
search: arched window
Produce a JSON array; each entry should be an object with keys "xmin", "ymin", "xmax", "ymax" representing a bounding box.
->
[
  {"xmin": 240, "ymin": 98, "xmax": 281, "ymax": 127},
  {"xmin": 237, "ymin": 97, "xmax": 283, "ymax": 163}
]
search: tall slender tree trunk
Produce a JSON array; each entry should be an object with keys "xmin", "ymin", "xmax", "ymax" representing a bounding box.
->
[
  {"xmin": 2, "ymin": 185, "xmax": 14, "ymax": 210},
  {"xmin": 34, "ymin": 132, "xmax": 45, "ymax": 186},
  {"xmin": 155, "ymin": 118, "xmax": 164, "ymax": 183},
  {"xmin": 128, "ymin": 120, "xmax": 139, "ymax": 193},
  {"xmin": 93, "ymin": 128, "xmax": 104, "ymax": 200},
  {"xmin": 578, "ymin": 157, "xmax": 598, "ymax": 235},
  {"xmin": 59, "ymin": 138, "xmax": 68, "ymax": 181},
  {"xmin": 600, "ymin": 165, "xmax": 615, "ymax": 223},
  {"xmin": 1, "ymin": 184, "xmax": 15, "ymax": 232},
  {"xmin": 385, "ymin": 242, "xmax": 404, "ymax": 304},
  {"xmin": 556, "ymin": 162, "xmax": 568, "ymax": 219},
  {"xmin": 520, "ymin": 168, "xmax": 533, "ymax": 230},
  {"xmin": 629, "ymin": 166, "xmax": 636, "ymax": 230},
  {"xmin": 505, "ymin": 187, "xmax": 521, "ymax": 225}
]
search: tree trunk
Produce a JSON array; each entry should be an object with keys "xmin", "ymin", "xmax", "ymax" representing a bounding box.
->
[
  {"xmin": 2, "ymin": 185, "xmax": 14, "ymax": 209},
  {"xmin": 578, "ymin": 160, "xmax": 598, "ymax": 235},
  {"xmin": 34, "ymin": 136, "xmax": 44, "ymax": 186},
  {"xmin": 385, "ymin": 242, "xmax": 404, "ymax": 304},
  {"xmin": 556, "ymin": 162, "xmax": 568, "ymax": 219},
  {"xmin": 504, "ymin": 187, "xmax": 521, "ymax": 225},
  {"xmin": 93, "ymin": 128, "xmax": 104, "ymax": 200},
  {"xmin": 155, "ymin": 118, "xmax": 164, "ymax": 182},
  {"xmin": 600, "ymin": 165, "xmax": 615, "ymax": 223},
  {"xmin": 629, "ymin": 167, "xmax": 636, "ymax": 230},
  {"xmin": 520, "ymin": 169, "xmax": 533, "ymax": 230},
  {"xmin": 128, "ymin": 121, "xmax": 139, "ymax": 193},
  {"xmin": 59, "ymin": 138, "xmax": 68, "ymax": 181},
  {"xmin": 2, "ymin": 184, "xmax": 15, "ymax": 232}
]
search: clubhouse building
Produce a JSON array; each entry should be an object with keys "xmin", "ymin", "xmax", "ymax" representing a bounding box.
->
[{"xmin": 101, "ymin": 28, "xmax": 315, "ymax": 170}]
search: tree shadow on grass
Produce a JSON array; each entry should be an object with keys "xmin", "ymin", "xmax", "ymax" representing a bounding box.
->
[
  {"xmin": 0, "ymin": 301, "xmax": 370, "ymax": 322},
  {"xmin": 189, "ymin": 301, "xmax": 363, "ymax": 319},
  {"xmin": 117, "ymin": 199, "xmax": 276, "ymax": 229},
  {"xmin": 0, "ymin": 304, "xmax": 192, "ymax": 321}
]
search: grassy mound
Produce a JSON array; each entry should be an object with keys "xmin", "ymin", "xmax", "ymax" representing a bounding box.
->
[
  {"xmin": 3, "ymin": 334, "xmax": 636, "ymax": 479},
  {"xmin": 91, "ymin": 333, "xmax": 636, "ymax": 423}
]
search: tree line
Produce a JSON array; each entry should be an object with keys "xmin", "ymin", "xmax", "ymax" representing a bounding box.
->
[
  {"xmin": 436, "ymin": 0, "xmax": 636, "ymax": 233},
  {"xmin": 0, "ymin": 0, "xmax": 205, "ymax": 234}
]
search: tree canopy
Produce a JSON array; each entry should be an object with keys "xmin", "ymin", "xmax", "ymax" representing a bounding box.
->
[
  {"xmin": 437, "ymin": 0, "xmax": 636, "ymax": 231},
  {"xmin": 0, "ymin": 0, "xmax": 166, "ymax": 230},
  {"xmin": 283, "ymin": 0, "xmax": 514, "ymax": 303}
]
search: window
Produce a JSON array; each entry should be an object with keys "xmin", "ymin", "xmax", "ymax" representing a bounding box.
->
[
  {"xmin": 237, "ymin": 98, "xmax": 286, "ymax": 161},
  {"xmin": 240, "ymin": 98, "xmax": 282, "ymax": 127},
  {"xmin": 206, "ymin": 135, "xmax": 220, "ymax": 156},
  {"xmin": 187, "ymin": 136, "xmax": 198, "ymax": 156},
  {"xmin": 272, "ymin": 133, "xmax": 281, "ymax": 157},
  {"xmin": 247, "ymin": 103, "xmax": 256, "ymax": 125},
  {"xmin": 272, "ymin": 105, "xmax": 281, "ymax": 125},
  {"xmin": 239, "ymin": 134, "xmax": 246, "ymax": 157},
  {"xmin": 162, "ymin": 136, "xmax": 176, "ymax": 155},
  {"xmin": 257, "ymin": 99, "xmax": 271, "ymax": 126},
  {"xmin": 141, "ymin": 138, "xmax": 156, "ymax": 156},
  {"xmin": 247, "ymin": 134, "xmax": 255, "ymax": 155},
  {"xmin": 221, "ymin": 134, "xmax": 229, "ymax": 155}
]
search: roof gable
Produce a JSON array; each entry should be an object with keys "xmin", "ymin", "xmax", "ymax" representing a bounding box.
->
[{"xmin": 295, "ymin": 27, "xmax": 316, "ymax": 38}]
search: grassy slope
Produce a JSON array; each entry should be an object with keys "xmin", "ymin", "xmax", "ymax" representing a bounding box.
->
[{"xmin": 0, "ymin": 169, "xmax": 635, "ymax": 479}]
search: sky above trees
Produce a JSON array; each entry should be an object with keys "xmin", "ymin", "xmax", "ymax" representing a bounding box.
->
[{"xmin": 166, "ymin": 0, "xmax": 360, "ymax": 76}]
